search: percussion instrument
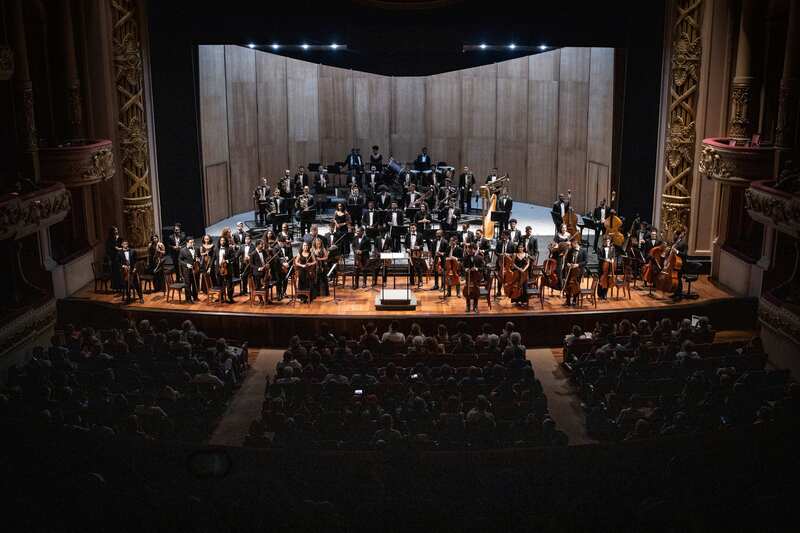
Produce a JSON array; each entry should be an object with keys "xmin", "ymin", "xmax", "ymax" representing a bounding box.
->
[{"xmin": 387, "ymin": 157, "xmax": 403, "ymax": 174}]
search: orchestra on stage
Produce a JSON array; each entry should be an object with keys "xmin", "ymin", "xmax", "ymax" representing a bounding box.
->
[{"xmin": 106, "ymin": 146, "xmax": 691, "ymax": 311}]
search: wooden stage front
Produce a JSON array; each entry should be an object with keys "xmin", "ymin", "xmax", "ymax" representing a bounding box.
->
[{"xmin": 60, "ymin": 276, "xmax": 757, "ymax": 346}]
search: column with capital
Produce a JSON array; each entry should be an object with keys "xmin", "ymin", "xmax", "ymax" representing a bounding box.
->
[
  {"xmin": 111, "ymin": 0, "xmax": 155, "ymax": 252},
  {"xmin": 775, "ymin": 0, "xmax": 800, "ymax": 150},
  {"xmin": 728, "ymin": 0, "xmax": 760, "ymax": 141}
]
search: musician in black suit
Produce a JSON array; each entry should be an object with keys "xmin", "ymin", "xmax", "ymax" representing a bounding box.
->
[
  {"xmin": 458, "ymin": 166, "xmax": 475, "ymax": 212},
  {"xmin": 429, "ymin": 229, "xmax": 449, "ymax": 290},
  {"xmin": 439, "ymin": 202, "xmax": 460, "ymax": 232},
  {"xmin": 671, "ymin": 229, "xmax": 689, "ymax": 301},
  {"xmin": 405, "ymin": 223, "xmax": 425, "ymax": 287},
  {"xmin": 272, "ymin": 235, "xmax": 293, "ymax": 300},
  {"xmin": 375, "ymin": 187, "xmax": 392, "ymax": 211},
  {"xmin": 508, "ymin": 219, "xmax": 522, "ymax": 245},
  {"xmin": 485, "ymin": 168, "xmax": 499, "ymax": 185},
  {"xmin": 249, "ymin": 239, "xmax": 269, "ymax": 291},
  {"xmin": 118, "ymin": 240, "xmax": 143, "ymax": 303},
  {"xmin": 213, "ymin": 236, "xmax": 236, "ymax": 303},
  {"xmin": 522, "ymin": 226, "xmax": 539, "ymax": 264},
  {"xmin": 562, "ymin": 240, "xmax": 587, "ymax": 306},
  {"xmin": 369, "ymin": 145, "xmax": 383, "ymax": 171},
  {"xmin": 295, "ymin": 185, "xmax": 316, "ymax": 236},
  {"xmin": 365, "ymin": 165, "xmax": 381, "ymax": 192},
  {"xmin": 294, "ymin": 166, "xmax": 310, "ymax": 194},
  {"xmin": 551, "ymin": 191, "xmax": 571, "ymax": 236},
  {"xmin": 370, "ymin": 232, "xmax": 392, "ymax": 286},
  {"xmin": 178, "ymin": 238, "xmax": 199, "ymax": 302},
  {"xmin": 167, "ymin": 224, "xmax": 185, "ymax": 281},
  {"xmin": 445, "ymin": 236, "xmax": 463, "ymax": 297},
  {"xmin": 362, "ymin": 199, "xmax": 382, "ymax": 233},
  {"xmin": 345, "ymin": 148, "xmax": 363, "ymax": 175},
  {"xmin": 385, "ymin": 200, "xmax": 404, "ymax": 252},
  {"xmin": 497, "ymin": 190, "xmax": 513, "ymax": 233},
  {"xmin": 346, "ymin": 186, "xmax": 363, "ymax": 226},
  {"xmin": 597, "ymin": 235, "xmax": 616, "ymax": 300},
  {"xmin": 641, "ymin": 229, "xmax": 662, "ymax": 257},
  {"xmin": 475, "ymin": 228, "xmax": 492, "ymax": 255},
  {"xmin": 237, "ymin": 234, "xmax": 255, "ymax": 295},
  {"xmin": 414, "ymin": 147, "xmax": 431, "ymax": 170},
  {"xmin": 493, "ymin": 231, "xmax": 513, "ymax": 296},
  {"xmin": 267, "ymin": 188, "xmax": 285, "ymax": 233},
  {"xmin": 458, "ymin": 222, "xmax": 474, "ymax": 246},
  {"xmin": 592, "ymin": 198, "xmax": 609, "ymax": 251},
  {"xmin": 253, "ymin": 178, "xmax": 270, "ymax": 226},
  {"xmin": 405, "ymin": 183, "xmax": 422, "ymax": 209},
  {"xmin": 279, "ymin": 169, "xmax": 294, "ymax": 198},
  {"xmin": 351, "ymin": 227, "xmax": 371, "ymax": 288}
]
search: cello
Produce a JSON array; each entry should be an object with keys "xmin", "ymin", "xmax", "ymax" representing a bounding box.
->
[
  {"xmin": 445, "ymin": 256, "xmax": 461, "ymax": 291},
  {"xmin": 463, "ymin": 250, "xmax": 484, "ymax": 303},
  {"xmin": 501, "ymin": 254, "xmax": 523, "ymax": 300},
  {"xmin": 561, "ymin": 246, "xmax": 582, "ymax": 302},
  {"xmin": 643, "ymin": 240, "xmax": 666, "ymax": 286}
]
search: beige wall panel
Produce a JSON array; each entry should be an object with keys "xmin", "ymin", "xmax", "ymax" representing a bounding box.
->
[
  {"xmin": 198, "ymin": 45, "xmax": 230, "ymax": 225},
  {"xmin": 557, "ymin": 48, "xmax": 591, "ymax": 211},
  {"xmin": 587, "ymin": 48, "xmax": 614, "ymax": 209},
  {"xmin": 319, "ymin": 65, "xmax": 354, "ymax": 165},
  {"xmin": 390, "ymin": 76, "xmax": 426, "ymax": 166},
  {"xmin": 353, "ymin": 71, "xmax": 391, "ymax": 162},
  {"xmin": 526, "ymin": 50, "xmax": 560, "ymax": 206},
  {"xmin": 255, "ymin": 51, "xmax": 288, "ymax": 183},
  {"xmin": 496, "ymin": 57, "xmax": 529, "ymax": 201},
  {"xmin": 224, "ymin": 45, "xmax": 259, "ymax": 215},
  {"xmin": 204, "ymin": 162, "xmax": 230, "ymax": 226},
  {"xmin": 286, "ymin": 58, "xmax": 321, "ymax": 173},
  {"xmin": 425, "ymin": 71, "xmax": 462, "ymax": 168},
  {"xmin": 461, "ymin": 64, "xmax": 496, "ymax": 178}
]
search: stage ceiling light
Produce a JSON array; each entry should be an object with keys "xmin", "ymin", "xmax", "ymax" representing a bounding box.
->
[{"xmin": 247, "ymin": 43, "xmax": 256, "ymax": 49}]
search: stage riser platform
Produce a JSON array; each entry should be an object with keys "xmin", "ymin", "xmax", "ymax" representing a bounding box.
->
[{"xmin": 58, "ymin": 297, "xmax": 758, "ymax": 348}]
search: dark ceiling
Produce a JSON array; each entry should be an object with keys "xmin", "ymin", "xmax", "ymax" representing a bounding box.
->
[{"xmin": 149, "ymin": 0, "xmax": 665, "ymax": 76}]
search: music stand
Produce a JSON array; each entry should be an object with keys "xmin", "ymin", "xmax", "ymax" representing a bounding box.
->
[{"xmin": 327, "ymin": 262, "xmax": 341, "ymax": 303}]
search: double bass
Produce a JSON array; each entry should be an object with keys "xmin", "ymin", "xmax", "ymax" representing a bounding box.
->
[
  {"xmin": 463, "ymin": 253, "xmax": 484, "ymax": 302},
  {"xmin": 655, "ymin": 235, "xmax": 684, "ymax": 293},
  {"xmin": 561, "ymin": 248, "xmax": 582, "ymax": 301},
  {"xmin": 445, "ymin": 256, "xmax": 461, "ymax": 290},
  {"xmin": 643, "ymin": 240, "xmax": 666, "ymax": 286},
  {"xmin": 502, "ymin": 254, "xmax": 525, "ymax": 300}
]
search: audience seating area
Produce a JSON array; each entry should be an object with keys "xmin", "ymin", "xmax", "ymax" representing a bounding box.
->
[
  {"xmin": 561, "ymin": 317, "xmax": 797, "ymax": 441},
  {"xmin": 0, "ymin": 319, "xmax": 249, "ymax": 443},
  {"xmin": 247, "ymin": 320, "xmax": 568, "ymax": 449}
]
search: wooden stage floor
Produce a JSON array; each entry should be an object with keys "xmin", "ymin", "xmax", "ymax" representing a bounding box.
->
[{"xmin": 61, "ymin": 276, "xmax": 758, "ymax": 346}]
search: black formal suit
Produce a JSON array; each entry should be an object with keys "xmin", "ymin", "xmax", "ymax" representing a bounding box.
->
[
  {"xmin": 213, "ymin": 246, "xmax": 236, "ymax": 303},
  {"xmin": 562, "ymin": 247, "xmax": 587, "ymax": 304},
  {"xmin": 495, "ymin": 239, "xmax": 514, "ymax": 257},
  {"xmin": 439, "ymin": 206, "xmax": 460, "ymax": 231},
  {"xmin": 592, "ymin": 205, "xmax": 609, "ymax": 249},
  {"xmin": 672, "ymin": 238, "xmax": 689, "ymax": 298},
  {"xmin": 597, "ymin": 244, "xmax": 616, "ymax": 298},
  {"xmin": 296, "ymin": 194, "xmax": 316, "ymax": 235},
  {"xmin": 346, "ymin": 152, "xmax": 363, "ymax": 173},
  {"xmin": 117, "ymin": 248, "xmax": 143, "ymax": 302},
  {"xmin": 508, "ymin": 228, "xmax": 522, "ymax": 246},
  {"xmin": 351, "ymin": 234, "xmax": 371, "ymax": 287},
  {"xmin": 457, "ymin": 229, "xmax": 475, "ymax": 246},
  {"xmin": 178, "ymin": 245, "xmax": 200, "ymax": 301},
  {"xmin": 522, "ymin": 235, "xmax": 539, "ymax": 263},
  {"xmin": 376, "ymin": 192, "xmax": 392, "ymax": 211},
  {"xmin": 370, "ymin": 236, "xmax": 392, "ymax": 285},
  {"xmin": 458, "ymin": 172, "xmax": 475, "ymax": 211},
  {"xmin": 272, "ymin": 242, "xmax": 292, "ymax": 299},
  {"xmin": 269, "ymin": 195, "xmax": 287, "ymax": 233},
  {"xmin": 364, "ymin": 171, "xmax": 381, "ymax": 192},
  {"xmin": 167, "ymin": 231, "xmax": 185, "ymax": 280},
  {"xmin": 347, "ymin": 193, "xmax": 363, "ymax": 225},
  {"xmin": 642, "ymin": 238, "xmax": 662, "ymax": 257},
  {"xmin": 279, "ymin": 176, "xmax": 294, "ymax": 197},
  {"xmin": 362, "ymin": 208, "xmax": 383, "ymax": 231},
  {"xmin": 485, "ymin": 174, "xmax": 499, "ymax": 185},
  {"xmin": 294, "ymin": 172, "xmax": 310, "ymax": 193},
  {"xmin": 237, "ymin": 242, "xmax": 255, "ymax": 293},
  {"xmin": 249, "ymin": 248, "xmax": 269, "ymax": 290},
  {"xmin": 551, "ymin": 200, "xmax": 570, "ymax": 235},
  {"xmin": 369, "ymin": 153, "xmax": 383, "ymax": 171},
  {"xmin": 233, "ymin": 229, "xmax": 248, "ymax": 247},
  {"xmin": 405, "ymin": 190, "xmax": 422, "ymax": 209},
  {"xmin": 415, "ymin": 153, "xmax": 431, "ymax": 170},
  {"xmin": 429, "ymin": 237, "xmax": 449, "ymax": 288},
  {"xmin": 497, "ymin": 195, "xmax": 513, "ymax": 233}
]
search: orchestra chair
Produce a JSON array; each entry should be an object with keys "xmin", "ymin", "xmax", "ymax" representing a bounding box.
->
[
  {"xmin": 137, "ymin": 261, "xmax": 155, "ymax": 293},
  {"xmin": 526, "ymin": 279, "xmax": 543, "ymax": 310},
  {"xmin": 578, "ymin": 274, "xmax": 599, "ymax": 308},
  {"xmin": 92, "ymin": 261, "xmax": 111, "ymax": 292},
  {"xmin": 248, "ymin": 276, "xmax": 270, "ymax": 305},
  {"xmin": 166, "ymin": 273, "xmax": 186, "ymax": 303},
  {"xmin": 477, "ymin": 276, "xmax": 492, "ymax": 310},
  {"xmin": 205, "ymin": 273, "xmax": 225, "ymax": 305},
  {"xmin": 611, "ymin": 259, "xmax": 632, "ymax": 300},
  {"xmin": 683, "ymin": 261, "xmax": 702, "ymax": 300}
]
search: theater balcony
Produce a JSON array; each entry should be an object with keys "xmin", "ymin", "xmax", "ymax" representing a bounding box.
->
[
  {"xmin": 698, "ymin": 137, "xmax": 775, "ymax": 297},
  {"xmin": 746, "ymin": 174, "xmax": 800, "ymax": 376}
]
